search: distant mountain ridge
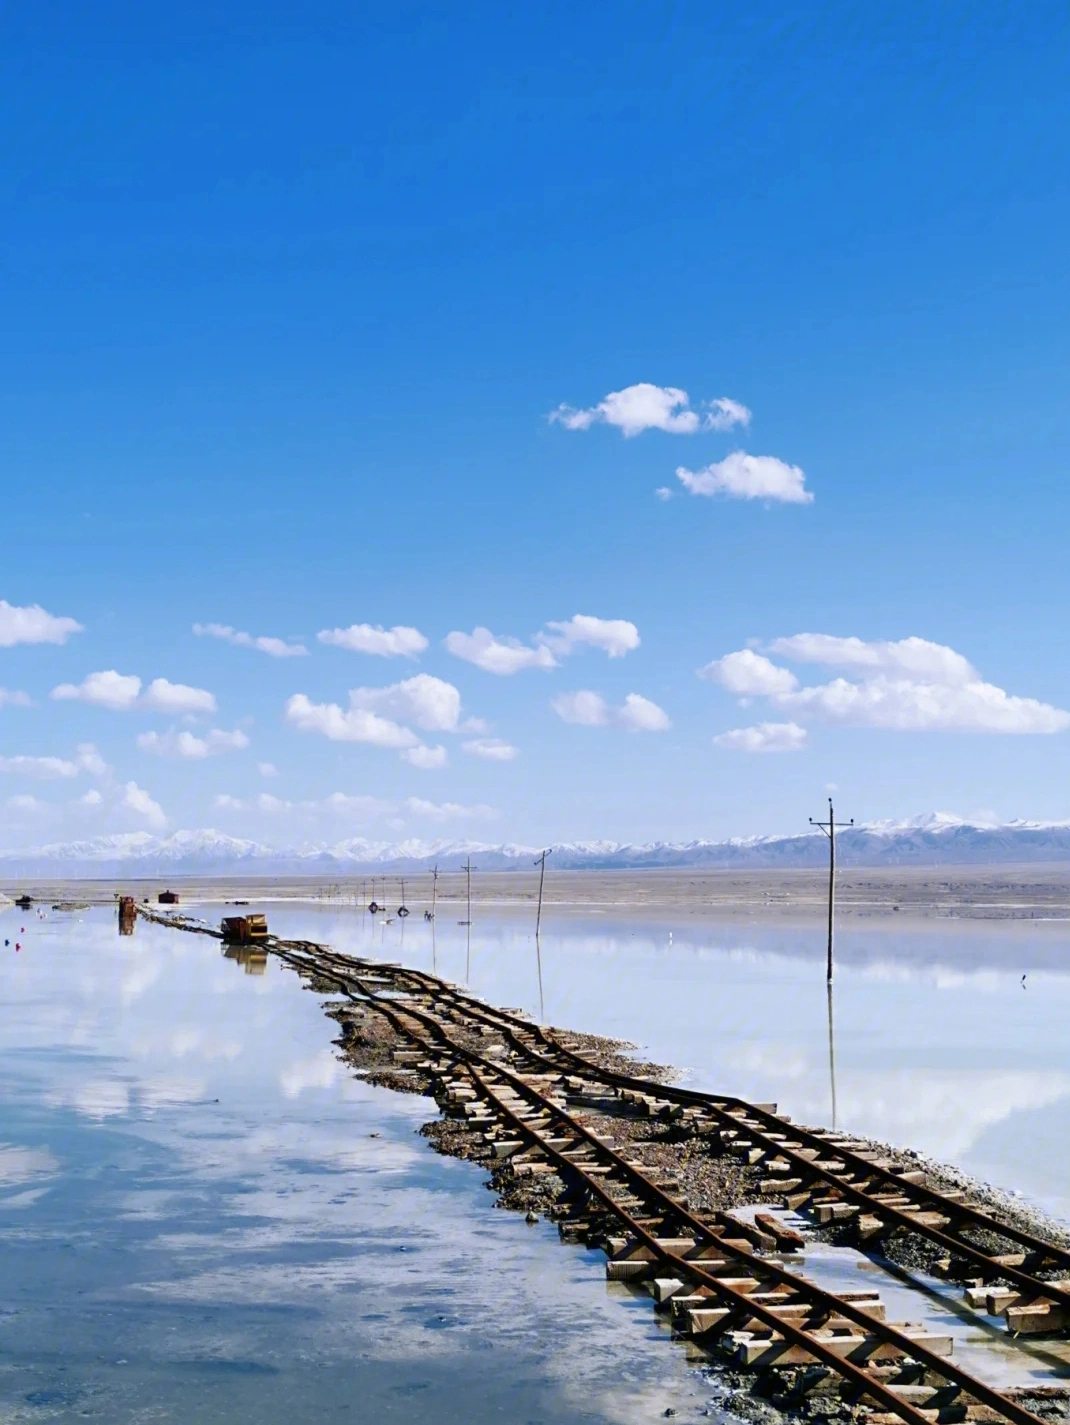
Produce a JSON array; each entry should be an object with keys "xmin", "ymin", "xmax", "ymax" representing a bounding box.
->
[{"xmin": 4, "ymin": 813, "xmax": 1070, "ymax": 876}]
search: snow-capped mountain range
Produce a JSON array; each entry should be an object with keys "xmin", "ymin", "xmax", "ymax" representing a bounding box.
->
[{"xmin": 4, "ymin": 813, "xmax": 1070, "ymax": 876}]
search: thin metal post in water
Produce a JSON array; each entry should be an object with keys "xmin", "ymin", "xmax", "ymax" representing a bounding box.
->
[
  {"xmin": 809, "ymin": 798, "xmax": 853, "ymax": 984},
  {"xmin": 534, "ymin": 847, "xmax": 552, "ymax": 938}
]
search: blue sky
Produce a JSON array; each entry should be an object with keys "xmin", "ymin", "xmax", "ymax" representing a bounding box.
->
[{"xmin": 3, "ymin": 2, "xmax": 1070, "ymax": 848}]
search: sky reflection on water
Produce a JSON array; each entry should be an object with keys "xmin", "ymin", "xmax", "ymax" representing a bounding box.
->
[
  {"xmin": 274, "ymin": 902, "xmax": 1070, "ymax": 1227},
  {"xmin": 0, "ymin": 905, "xmax": 712, "ymax": 1425}
]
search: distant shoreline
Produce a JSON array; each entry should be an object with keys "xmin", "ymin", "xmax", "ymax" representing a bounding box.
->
[{"xmin": 6, "ymin": 864, "xmax": 1070, "ymax": 924}]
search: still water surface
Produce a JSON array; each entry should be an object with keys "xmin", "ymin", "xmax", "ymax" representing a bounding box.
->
[{"xmin": 2, "ymin": 899, "xmax": 1069, "ymax": 1420}]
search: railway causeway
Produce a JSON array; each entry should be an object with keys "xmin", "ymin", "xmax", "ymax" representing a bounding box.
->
[{"xmin": 138, "ymin": 905, "xmax": 1070, "ymax": 1425}]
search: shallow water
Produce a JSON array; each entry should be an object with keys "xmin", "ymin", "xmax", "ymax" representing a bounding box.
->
[
  {"xmin": 0, "ymin": 905, "xmax": 713, "ymax": 1424},
  {"xmin": 263, "ymin": 902, "xmax": 1070, "ymax": 1227},
  {"xmin": 3, "ymin": 899, "xmax": 1070, "ymax": 1420}
]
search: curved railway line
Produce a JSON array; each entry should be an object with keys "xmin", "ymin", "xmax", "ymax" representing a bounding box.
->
[{"xmin": 138, "ymin": 907, "xmax": 1070, "ymax": 1425}]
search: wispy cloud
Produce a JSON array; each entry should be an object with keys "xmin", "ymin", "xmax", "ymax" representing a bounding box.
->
[
  {"xmin": 552, "ymin": 690, "xmax": 671, "ymax": 731},
  {"xmin": 463, "ymin": 737, "xmax": 518, "ymax": 761},
  {"xmin": 540, "ymin": 614, "xmax": 640, "ymax": 659},
  {"xmin": 138, "ymin": 728, "xmax": 250, "ymax": 759},
  {"xmin": 214, "ymin": 791, "xmax": 495, "ymax": 823},
  {"xmin": 714, "ymin": 722, "xmax": 808, "ymax": 753},
  {"xmin": 0, "ymin": 744, "xmax": 107, "ymax": 779},
  {"xmin": 676, "ymin": 451, "xmax": 812, "ymax": 503},
  {"xmin": 0, "ymin": 600, "xmax": 83, "ymax": 647},
  {"xmin": 550, "ymin": 383, "xmax": 751, "ymax": 437},
  {"xmin": 193, "ymin": 623, "xmax": 307, "ymax": 658},
  {"xmin": 317, "ymin": 623, "xmax": 428, "ymax": 658},
  {"xmin": 0, "ymin": 688, "xmax": 33, "ymax": 708},
  {"xmin": 401, "ymin": 744, "xmax": 448, "ymax": 769}
]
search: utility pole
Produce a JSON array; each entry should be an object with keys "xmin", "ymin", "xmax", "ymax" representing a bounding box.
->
[
  {"xmin": 430, "ymin": 864, "xmax": 438, "ymax": 920},
  {"xmin": 461, "ymin": 857, "xmax": 475, "ymax": 925},
  {"xmin": 809, "ymin": 798, "xmax": 853, "ymax": 984},
  {"xmin": 534, "ymin": 848, "xmax": 552, "ymax": 938}
]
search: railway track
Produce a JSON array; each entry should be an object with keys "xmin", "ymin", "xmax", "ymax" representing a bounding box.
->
[{"xmin": 138, "ymin": 909, "xmax": 1070, "ymax": 1425}]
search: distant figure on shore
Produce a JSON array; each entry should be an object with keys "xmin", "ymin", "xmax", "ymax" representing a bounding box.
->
[{"xmin": 1022, "ymin": 974, "xmax": 1028, "ymax": 989}]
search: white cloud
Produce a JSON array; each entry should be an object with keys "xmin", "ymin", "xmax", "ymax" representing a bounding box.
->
[
  {"xmin": 700, "ymin": 649, "xmax": 799, "ymax": 696},
  {"xmin": 79, "ymin": 789, "xmax": 103, "ymax": 806},
  {"xmin": 7, "ymin": 793, "xmax": 44, "ymax": 812},
  {"xmin": 0, "ymin": 754, "xmax": 82, "ymax": 779},
  {"xmin": 213, "ymin": 790, "xmax": 494, "ymax": 823},
  {"xmin": 778, "ymin": 675, "xmax": 1070, "ymax": 733},
  {"xmin": 552, "ymin": 690, "xmax": 670, "ymax": 732},
  {"xmin": 541, "ymin": 614, "xmax": 640, "ymax": 659},
  {"xmin": 463, "ymin": 737, "xmax": 518, "ymax": 761},
  {"xmin": 0, "ymin": 688, "xmax": 33, "ymax": 708},
  {"xmin": 714, "ymin": 721, "xmax": 808, "ymax": 753},
  {"xmin": 549, "ymin": 383, "xmax": 751, "ymax": 437},
  {"xmin": 50, "ymin": 671, "xmax": 216, "ymax": 714},
  {"xmin": 616, "ymin": 693, "xmax": 672, "ymax": 731},
  {"xmin": 141, "ymin": 678, "xmax": 217, "ymax": 715},
  {"xmin": 705, "ymin": 633, "xmax": 1070, "ymax": 735},
  {"xmin": 257, "ymin": 761, "xmax": 278, "ymax": 778},
  {"xmin": 446, "ymin": 615, "xmax": 640, "ymax": 675},
  {"xmin": 193, "ymin": 623, "xmax": 307, "ymax": 658},
  {"xmin": 654, "ymin": 487, "xmax": 673, "ymax": 502},
  {"xmin": 52, "ymin": 670, "xmax": 142, "ymax": 710},
  {"xmin": 0, "ymin": 743, "xmax": 104, "ymax": 780},
  {"xmin": 676, "ymin": 451, "xmax": 813, "ymax": 503},
  {"xmin": 284, "ymin": 693, "xmax": 418, "ymax": 749},
  {"xmin": 350, "ymin": 674, "xmax": 461, "ymax": 732},
  {"xmin": 0, "ymin": 600, "xmax": 83, "ymax": 647},
  {"xmin": 401, "ymin": 744, "xmax": 448, "ymax": 769},
  {"xmin": 122, "ymin": 781, "xmax": 166, "ymax": 829},
  {"xmin": 317, "ymin": 623, "xmax": 428, "ymax": 658},
  {"xmin": 767, "ymin": 633, "xmax": 976, "ymax": 685},
  {"xmin": 138, "ymin": 728, "xmax": 249, "ymax": 759},
  {"xmin": 445, "ymin": 627, "xmax": 558, "ymax": 675},
  {"xmin": 704, "ymin": 396, "xmax": 753, "ymax": 431}
]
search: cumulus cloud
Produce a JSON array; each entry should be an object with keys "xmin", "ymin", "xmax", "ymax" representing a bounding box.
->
[
  {"xmin": 714, "ymin": 722, "xmax": 808, "ymax": 753},
  {"xmin": 193, "ymin": 623, "xmax": 307, "ymax": 658},
  {"xmin": 51, "ymin": 671, "xmax": 217, "ymax": 714},
  {"xmin": 401, "ymin": 744, "xmax": 448, "ymax": 769},
  {"xmin": 541, "ymin": 614, "xmax": 640, "ymax": 659},
  {"xmin": 140, "ymin": 678, "xmax": 217, "ymax": 715},
  {"xmin": 767, "ymin": 633, "xmax": 975, "ymax": 685},
  {"xmin": 676, "ymin": 451, "xmax": 812, "ymax": 503},
  {"xmin": 700, "ymin": 649, "xmax": 799, "ymax": 696},
  {"xmin": 446, "ymin": 614, "xmax": 640, "ymax": 675},
  {"xmin": 0, "ymin": 688, "xmax": 33, "ymax": 708},
  {"xmin": 317, "ymin": 623, "xmax": 428, "ymax": 658},
  {"xmin": 284, "ymin": 693, "xmax": 418, "ymax": 749},
  {"xmin": 704, "ymin": 633, "xmax": 1070, "ymax": 735},
  {"xmin": 552, "ymin": 690, "xmax": 671, "ymax": 731},
  {"xmin": 258, "ymin": 761, "xmax": 278, "ymax": 778},
  {"xmin": 0, "ymin": 600, "xmax": 83, "ymax": 646},
  {"xmin": 138, "ymin": 728, "xmax": 250, "ymax": 759},
  {"xmin": 52, "ymin": 670, "xmax": 142, "ymax": 710},
  {"xmin": 350, "ymin": 674, "xmax": 461, "ymax": 732},
  {"xmin": 122, "ymin": 781, "xmax": 166, "ymax": 828},
  {"xmin": 445, "ymin": 627, "xmax": 558, "ymax": 675},
  {"xmin": 549, "ymin": 383, "xmax": 751, "ymax": 437},
  {"xmin": 463, "ymin": 737, "xmax": 518, "ymax": 761}
]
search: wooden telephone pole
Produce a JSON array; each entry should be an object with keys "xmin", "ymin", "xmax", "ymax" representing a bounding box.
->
[{"xmin": 809, "ymin": 798, "xmax": 853, "ymax": 984}]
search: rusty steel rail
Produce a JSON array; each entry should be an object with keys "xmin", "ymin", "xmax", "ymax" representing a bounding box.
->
[
  {"xmin": 273, "ymin": 942, "xmax": 1049, "ymax": 1425},
  {"xmin": 309, "ymin": 947, "xmax": 1070, "ymax": 1312}
]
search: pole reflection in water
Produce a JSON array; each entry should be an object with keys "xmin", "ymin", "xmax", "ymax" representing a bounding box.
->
[
  {"xmin": 826, "ymin": 978, "xmax": 838, "ymax": 1130},
  {"xmin": 535, "ymin": 933, "xmax": 545, "ymax": 1023}
]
